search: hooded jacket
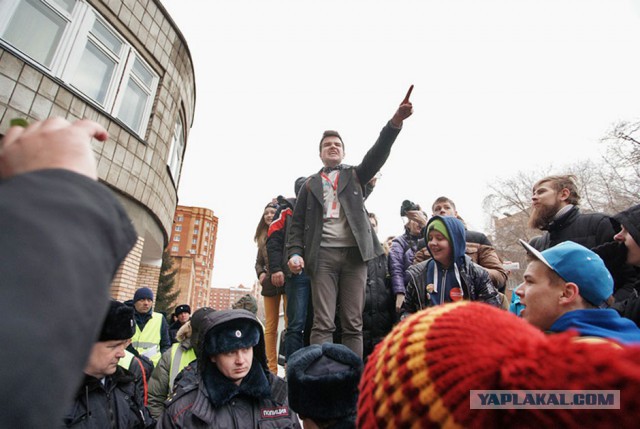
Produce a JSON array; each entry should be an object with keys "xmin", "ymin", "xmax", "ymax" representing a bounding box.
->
[
  {"xmin": 413, "ymin": 228, "xmax": 508, "ymax": 290},
  {"xmin": 612, "ymin": 204, "xmax": 640, "ymax": 246},
  {"xmin": 400, "ymin": 216, "xmax": 502, "ymax": 317},
  {"xmin": 608, "ymin": 204, "xmax": 640, "ymax": 325},
  {"xmin": 549, "ymin": 309, "xmax": 640, "ymax": 345},
  {"xmin": 158, "ymin": 310, "xmax": 299, "ymax": 428},
  {"xmin": 147, "ymin": 322, "xmax": 196, "ymax": 419}
]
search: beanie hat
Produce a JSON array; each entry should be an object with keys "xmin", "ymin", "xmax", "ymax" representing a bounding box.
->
[
  {"xmin": 287, "ymin": 343, "xmax": 363, "ymax": 422},
  {"xmin": 190, "ymin": 307, "xmax": 216, "ymax": 355},
  {"xmin": 175, "ymin": 304, "xmax": 191, "ymax": 316},
  {"xmin": 133, "ymin": 287, "xmax": 153, "ymax": 302},
  {"xmin": 426, "ymin": 218, "xmax": 450, "ymax": 243},
  {"xmin": 99, "ymin": 300, "xmax": 135, "ymax": 342},
  {"xmin": 204, "ymin": 317, "xmax": 260, "ymax": 356},
  {"xmin": 232, "ymin": 294, "xmax": 258, "ymax": 315},
  {"xmin": 520, "ymin": 240, "xmax": 613, "ymax": 306},
  {"xmin": 358, "ymin": 301, "xmax": 640, "ymax": 428}
]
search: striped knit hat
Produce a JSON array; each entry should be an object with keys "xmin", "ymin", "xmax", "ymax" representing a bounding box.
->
[{"xmin": 358, "ymin": 301, "xmax": 640, "ymax": 428}]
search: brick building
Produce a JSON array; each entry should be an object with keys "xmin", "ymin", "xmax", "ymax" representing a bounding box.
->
[
  {"xmin": 168, "ymin": 206, "xmax": 218, "ymax": 310},
  {"xmin": 0, "ymin": 0, "xmax": 195, "ymax": 301},
  {"xmin": 210, "ymin": 283, "xmax": 260, "ymax": 312}
]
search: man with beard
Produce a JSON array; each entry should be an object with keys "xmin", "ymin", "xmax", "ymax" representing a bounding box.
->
[{"xmin": 527, "ymin": 174, "xmax": 636, "ymax": 300}]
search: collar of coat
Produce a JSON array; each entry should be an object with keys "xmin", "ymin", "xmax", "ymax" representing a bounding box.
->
[{"xmin": 202, "ymin": 358, "xmax": 271, "ymax": 408}]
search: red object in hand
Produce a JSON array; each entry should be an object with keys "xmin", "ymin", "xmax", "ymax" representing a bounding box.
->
[{"xmin": 402, "ymin": 85, "xmax": 414, "ymax": 104}]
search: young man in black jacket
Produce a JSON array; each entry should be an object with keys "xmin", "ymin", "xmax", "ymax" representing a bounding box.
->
[
  {"xmin": 286, "ymin": 88, "xmax": 414, "ymax": 357},
  {"xmin": 267, "ymin": 177, "xmax": 312, "ymax": 362}
]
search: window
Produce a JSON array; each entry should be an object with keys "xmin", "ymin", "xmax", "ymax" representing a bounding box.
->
[
  {"xmin": 115, "ymin": 56, "xmax": 156, "ymax": 131},
  {"xmin": 167, "ymin": 115, "xmax": 185, "ymax": 183},
  {"xmin": 71, "ymin": 19, "xmax": 122, "ymax": 105},
  {"xmin": 173, "ymin": 235, "xmax": 180, "ymax": 242},
  {"xmin": 192, "ymin": 239, "xmax": 197, "ymax": 244},
  {"xmin": 189, "ymin": 249, "xmax": 196, "ymax": 255},
  {"xmin": 177, "ymin": 215, "xmax": 184, "ymax": 222},
  {"xmin": 195, "ymin": 219, "xmax": 200, "ymax": 225},
  {"xmin": 193, "ymin": 229, "xmax": 199, "ymax": 234},
  {"xmin": 0, "ymin": 0, "xmax": 73, "ymax": 68},
  {"xmin": 171, "ymin": 245, "xmax": 178, "ymax": 252},
  {"xmin": 174, "ymin": 225, "xmax": 182, "ymax": 232},
  {"xmin": 0, "ymin": 0, "xmax": 158, "ymax": 137}
]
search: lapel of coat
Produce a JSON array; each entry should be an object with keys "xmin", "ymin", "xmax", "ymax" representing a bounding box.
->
[
  {"xmin": 308, "ymin": 174, "xmax": 324, "ymax": 204},
  {"xmin": 337, "ymin": 167, "xmax": 352, "ymax": 195}
]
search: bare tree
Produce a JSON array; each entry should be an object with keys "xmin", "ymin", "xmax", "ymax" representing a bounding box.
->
[
  {"xmin": 483, "ymin": 119, "xmax": 640, "ymax": 294},
  {"xmin": 598, "ymin": 120, "xmax": 640, "ymax": 212}
]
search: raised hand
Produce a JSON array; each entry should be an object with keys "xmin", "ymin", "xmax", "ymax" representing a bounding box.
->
[
  {"xmin": 0, "ymin": 117, "xmax": 108, "ymax": 180},
  {"xmin": 391, "ymin": 85, "xmax": 414, "ymax": 127}
]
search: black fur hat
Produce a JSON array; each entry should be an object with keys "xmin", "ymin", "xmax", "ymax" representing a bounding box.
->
[
  {"xmin": 99, "ymin": 300, "xmax": 135, "ymax": 342},
  {"xmin": 175, "ymin": 304, "xmax": 191, "ymax": 315},
  {"xmin": 204, "ymin": 317, "xmax": 260, "ymax": 356},
  {"xmin": 287, "ymin": 343, "xmax": 363, "ymax": 421}
]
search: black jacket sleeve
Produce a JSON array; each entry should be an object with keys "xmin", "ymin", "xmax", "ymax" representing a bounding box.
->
[
  {"xmin": 266, "ymin": 206, "xmax": 287, "ymax": 273},
  {"xmin": 0, "ymin": 169, "xmax": 137, "ymax": 429},
  {"xmin": 160, "ymin": 317, "xmax": 172, "ymax": 353}
]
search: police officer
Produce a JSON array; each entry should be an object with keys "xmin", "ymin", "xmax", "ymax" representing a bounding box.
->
[
  {"xmin": 158, "ymin": 309, "xmax": 300, "ymax": 428},
  {"xmin": 63, "ymin": 300, "xmax": 155, "ymax": 428}
]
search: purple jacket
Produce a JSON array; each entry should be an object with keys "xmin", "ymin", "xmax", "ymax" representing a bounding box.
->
[{"xmin": 388, "ymin": 231, "xmax": 421, "ymax": 294}]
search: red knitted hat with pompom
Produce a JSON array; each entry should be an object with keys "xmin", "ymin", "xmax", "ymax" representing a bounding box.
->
[{"xmin": 358, "ymin": 301, "xmax": 640, "ymax": 428}]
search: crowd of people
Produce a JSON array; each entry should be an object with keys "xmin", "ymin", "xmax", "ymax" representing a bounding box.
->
[{"xmin": 3, "ymin": 85, "xmax": 640, "ymax": 428}]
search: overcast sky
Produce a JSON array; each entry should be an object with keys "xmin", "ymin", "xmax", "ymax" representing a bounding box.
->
[{"xmin": 162, "ymin": 0, "xmax": 640, "ymax": 289}]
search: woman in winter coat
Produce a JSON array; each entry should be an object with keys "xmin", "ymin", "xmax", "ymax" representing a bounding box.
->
[
  {"xmin": 254, "ymin": 201, "xmax": 287, "ymax": 374},
  {"xmin": 388, "ymin": 217, "xmax": 423, "ymax": 312}
]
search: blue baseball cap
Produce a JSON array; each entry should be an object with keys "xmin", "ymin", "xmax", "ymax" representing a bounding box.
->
[{"xmin": 519, "ymin": 240, "xmax": 613, "ymax": 306}]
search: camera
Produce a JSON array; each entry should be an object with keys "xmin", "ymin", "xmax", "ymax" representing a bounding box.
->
[{"xmin": 400, "ymin": 199, "xmax": 420, "ymax": 216}]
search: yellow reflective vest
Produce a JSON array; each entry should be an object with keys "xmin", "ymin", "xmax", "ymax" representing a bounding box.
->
[
  {"xmin": 118, "ymin": 349, "xmax": 135, "ymax": 370},
  {"xmin": 132, "ymin": 311, "xmax": 163, "ymax": 365},
  {"xmin": 168, "ymin": 344, "xmax": 196, "ymax": 389}
]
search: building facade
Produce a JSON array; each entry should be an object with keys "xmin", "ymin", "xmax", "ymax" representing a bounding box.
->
[
  {"xmin": 169, "ymin": 205, "xmax": 218, "ymax": 310},
  {"xmin": 210, "ymin": 283, "xmax": 260, "ymax": 313},
  {"xmin": 0, "ymin": 0, "xmax": 195, "ymax": 301}
]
